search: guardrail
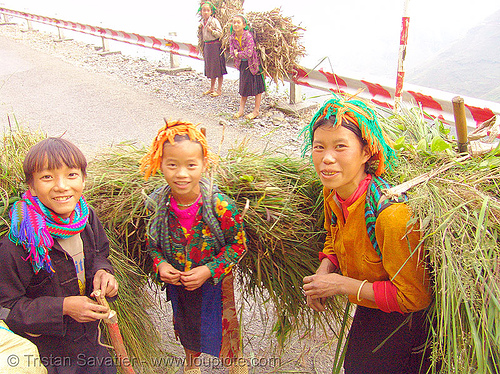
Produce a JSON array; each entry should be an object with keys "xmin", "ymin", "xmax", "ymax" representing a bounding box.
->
[{"xmin": 1, "ymin": 7, "xmax": 499, "ymax": 129}]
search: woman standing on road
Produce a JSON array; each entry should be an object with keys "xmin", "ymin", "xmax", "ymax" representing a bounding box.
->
[
  {"xmin": 198, "ymin": 1, "xmax": 227, "ymax": 97},
  {"xmin": 229, "ymin": 14, "xmax": 265, "ymax": 120}
]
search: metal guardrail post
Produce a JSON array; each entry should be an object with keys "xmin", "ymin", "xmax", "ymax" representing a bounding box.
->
[
  {"xmin": 289, "ymin": 82, "xmax": 302, "ymax": 105},
  {"xmin": 57, "ymin": 26, "xmax": 64, "ymax": 40},
  {"xmin": 0, "ymin": 12, "xmax": 13, "ymax": 24},
  {"xmin": 168, "ymin": 32, "xmax": 180, "ymax": 68},
  {"xmin": 101, "ymin": 36, "xmax": 109, "ymax": 52}
]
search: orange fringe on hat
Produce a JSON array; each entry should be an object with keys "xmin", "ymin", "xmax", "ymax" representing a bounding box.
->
[{"xmin": 140, "ymin": 120, "xmax": 216, "ymax": 180}]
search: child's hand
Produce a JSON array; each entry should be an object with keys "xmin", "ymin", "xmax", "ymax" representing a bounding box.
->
[
  {"xmin": 158, "ymin": 262, "xmax": 182, "ymax": 285},
  {"xmin": 180, "ymin": 266, "xmax": 211, "ymax": 291},
  {"xmin": 63, "ymin": 296, "xmax": 110, "ymax": 322},
  {"xmin": 92, "ymin": 269, "xmax": 118, "ymax": 298}
]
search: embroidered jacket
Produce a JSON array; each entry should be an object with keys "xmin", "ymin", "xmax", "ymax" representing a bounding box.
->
[
  {"xmin": 229, "ymin": 29, "xmax": 261, "ymax": 75},
  {"xmin": 148, "ymin": 192, "xmax": 246, "ymax": 284}
]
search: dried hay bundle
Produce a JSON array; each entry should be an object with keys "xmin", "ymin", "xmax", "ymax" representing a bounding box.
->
[
  {"xmin": 246, "ymin": 9, "xmax": 306, "ymax": 83},
  {"xmin": 201, "ymin": 1, "xmax": 305, "ymax": 84}
]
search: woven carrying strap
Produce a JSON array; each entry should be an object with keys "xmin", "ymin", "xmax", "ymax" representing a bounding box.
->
[
  {"xmin": 145, "ymin": 178, "xmax": 226, "ymax": 260},
  {"xmin": 329, "ymin": 175, "xmax": 407, "ymax": 260},
  {"xmin": 364, "ymin": 175, "xmax": 408, "ymax": 259}
]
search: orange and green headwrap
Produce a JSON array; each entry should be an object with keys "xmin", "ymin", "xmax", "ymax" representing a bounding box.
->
[
  {"xmin": 140, "ymin": 120, "xmax": 216, "ymax": 180},
  {"xmin": 300, "ymin": 95, "xmax": 397, "ymax": 176},
  {"xmin": 198, "ymin": 1, "xmax": 216, "ymax": 15}
]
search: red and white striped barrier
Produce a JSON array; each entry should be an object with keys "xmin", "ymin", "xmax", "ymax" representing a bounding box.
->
[
  {"xmin": 0, "ymin": 8, "xmax": 203, "ymax": 60},
  {"xmin": 292, "ymin": 66, "xmax": 500, "ymax": 129},
  {"xmin": 2, "ymin": 7, "xmax": 499, "ymax": 128}
]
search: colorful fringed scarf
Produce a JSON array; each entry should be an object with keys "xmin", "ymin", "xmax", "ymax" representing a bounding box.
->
[
  {"xmin": 300, "ymin": 94, "xmax": 397, "ymax": 176},
  {"xmin": 140, "ymin": 119, "xmax": 217, "ymax": 181},
  {"xmin": 8, "ymin": 190, "xmax": 89, "ymax": 274}
]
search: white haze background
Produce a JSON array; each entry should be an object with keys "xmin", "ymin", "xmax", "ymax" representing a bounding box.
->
[{"xmin": 2, "ymin": 0, "xmax": 499, "ymax": 94}]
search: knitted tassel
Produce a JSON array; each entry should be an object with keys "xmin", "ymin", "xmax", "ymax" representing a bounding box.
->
[{"xmin": 140, "ymin": 120, "xmax": 217, "ymax": 180}]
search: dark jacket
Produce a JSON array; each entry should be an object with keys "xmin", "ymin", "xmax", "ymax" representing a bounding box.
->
[{"xmin": 0, "ymin": 208, "xmax": 116, "ymax": 374}]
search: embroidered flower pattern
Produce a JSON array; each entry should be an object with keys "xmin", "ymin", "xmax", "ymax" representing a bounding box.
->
[
  {"xmin": 234, "ymin": 231, "xmax": 246, "ymax": 245},
  {"xmin": 175, "ymin": 252, "xmax": 186, "ymax": 264},
  {"xmin": 202, "ymin": 226, "xmax": 211, "ymax": 237},
  {"xmin": 150, "ymin": 193, "xmax": 246, "ymax": 284}
]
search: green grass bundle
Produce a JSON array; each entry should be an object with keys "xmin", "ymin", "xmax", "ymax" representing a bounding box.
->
[
  {"xmin": 85, "ymin": 142, "xmax": 347, "ymax": 345},
  {"xmin": 378, "ymin": 106, "xmax": 500, "ymax": 373},
  {"xmin": 214, "ymin": 145, "xmax": 346, "ymax": 343}
]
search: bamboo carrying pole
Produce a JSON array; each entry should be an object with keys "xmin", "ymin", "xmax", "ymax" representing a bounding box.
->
[
  {"xmin": 94, "ymin": 290, "xmax": 136, "ymax": 374},
  {"xmin": 452, "ymin": 96, "xmax": 469, "ymax": 153}
]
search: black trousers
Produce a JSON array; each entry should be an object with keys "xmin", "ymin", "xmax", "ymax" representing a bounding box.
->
[{"xmin": 344, "ymin": 306, "xmax": 432, "ymax": 374}]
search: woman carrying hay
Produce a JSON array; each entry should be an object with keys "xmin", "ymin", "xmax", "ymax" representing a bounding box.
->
[
  {"xmin": 229, "ymin": 15, "xmax": 265, "ymax": 120},
  {"xmin": 302, "ymin": 96, "xmax": 433, "ymax": 374},
  {"xmin": 198, "ymin": 1, "xmax": 227, "ymax": 97}
]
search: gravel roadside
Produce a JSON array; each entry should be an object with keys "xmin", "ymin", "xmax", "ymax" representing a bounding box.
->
[{"xmin": 0, "ymin": 24, "xmax": 316, "ymax": 157}]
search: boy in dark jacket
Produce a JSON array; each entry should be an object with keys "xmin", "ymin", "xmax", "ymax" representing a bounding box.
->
[{"xmin": 0, "ymin": 138, "xmax": 118, "ymax": 374}]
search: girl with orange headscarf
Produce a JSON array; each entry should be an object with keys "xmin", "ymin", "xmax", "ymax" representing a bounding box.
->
[{"xmin": 141, "ymin": 120, "xmax": 247, "ymax": 374}]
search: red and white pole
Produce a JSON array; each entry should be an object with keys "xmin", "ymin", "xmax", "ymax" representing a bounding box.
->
[{"xmin": 395, "ymin": 0, "xmax": 410, "ymax": 111}]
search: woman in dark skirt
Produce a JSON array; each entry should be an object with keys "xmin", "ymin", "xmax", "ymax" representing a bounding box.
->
[
  {"xmin": 229, "ymin": 14, "xmax": 265, "ymax": 120},
  {"xmin": 198, "ymin": 2, "xmax": 227, "ymax": 97}
]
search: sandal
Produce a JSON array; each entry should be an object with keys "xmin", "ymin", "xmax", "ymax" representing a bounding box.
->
[
  {"xmin": 245, "ymin": 112, "xmax": 259, "ymax": 120},
  {"xmin": 210, "ymin": 91, "xmax": 221, "ymax": 97},
  {"xmin": 233, "ymin": 112, "xmax": 243, "ymax": 119},
  {"xmin": 203, "ymin": 90, "xmax": 214, "ymax": 95}
]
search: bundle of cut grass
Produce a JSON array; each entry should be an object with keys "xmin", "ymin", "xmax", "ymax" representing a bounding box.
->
[
  {"xmin": 206, "ymin": 0, "xmax": 305, "ymax": 84},
  {"xmin": 0, "ymin": 118, "xmax": 45, "ymax": 237},
  {"xmin": 85, "ymin": 143, "xmax": 162, "ymax": 270},
  {"xmin": 0, "ymin": 130, "xmax": 167, "ymax": 374},
  {"xmin": 214, "ymin": 145, "xmax": 346, "ymax": 343},
  {"xmin": 85, "ymin": 142, "xmax": 347, "ymax": 345},
  {"xmin": 377, "ymin": 106, "xmax": 500, "ymax": 373}
]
